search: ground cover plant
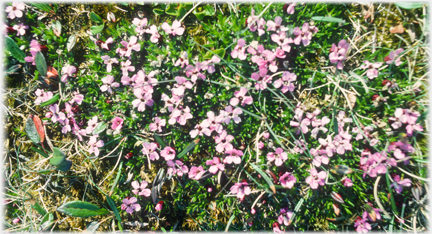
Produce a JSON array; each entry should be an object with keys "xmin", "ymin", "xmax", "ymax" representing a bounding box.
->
[{"xmin": 2, "ymin": 2, "xmax": 429, "ymax": 232}]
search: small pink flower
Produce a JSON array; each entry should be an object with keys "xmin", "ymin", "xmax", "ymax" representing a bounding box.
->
[
  {"xmin": 222, "ymin": 105, "xmax": 243, "ymax": 124},
  {"xmin": 230, "ymin": 181, "xmax": 251, "ymax": 200},
  {"xmin": 121, "ymin": 197, "xmax": 141, "ymax": 214},
  {"xmin": 101, "ymin": 55, "xmax": 119, "ymax": 73},
  {"xmin": 34, "ymin": 89, "xmax": 53, "ymax": 105},
  {"xmin": 293, "ymin": 23, "xmax": 312, "ymax": 46},
  {"xmin": 149, "ymin": 117, "xmax": 166, "ymax": 132},
  {"xmin": 190, "ymin": 120, "xmax": 211, "ymax": 138},
  {"xmin": 251, "ymin": 68, "xmax": 272, "ymax": 90},
  {"xmin": 12, "ymin": 23, "xmax": 27, "ymax": 36},
  {"xmin": 169, "ymin": 106, "xmax": 193, "ymax": 125},
  {"xmin": 263, "ymin": 132, "xmax": 270, "ymax": 139},
  {"xmin": 305, "ymin": 168, "xmax": 327, "ymax": 189},
  {"xmin": 132, "ymin": 90, "xmax": 154, "ymax": 112},
  {"xmin": 329, "ymin": 39, "xmax": 350, "ymax": 70},
  {"xmin": 279, "ymin": 172, "xmax": 296, "ymax": 189},
  {"xmin": 167, "ymin": 160, "xmax": 188, "ymax": 176},
  {"xmin": 230, "ymin": 87, "xmax": 253, "ymax": 106},
  {"xmin": 231, "ymin": 39, "xmax": 247, "ymax": 60},
  {"xmin": 343, "ymin": 178, "xmax": 353, "ymax": 187},
  {"xmin": 206, "ymin": 157, "xmax": 225, "ymax": 174},
  {"xmin": 5, "ymin": 2, "xmax": 25, "ymax": 19},
  {"xmin": 258, "ymin": 141, "xmax": 264, "ymax": 149},
  {"xmin": 354, "ymin": 213, "xmax": 372, "ymax": 233},
  {"xmin": 145, "ymin": 25, "xmax": 161, "ymax": 43},
  {"xmin": 160, "ymin": 147, "xmax": 176, "ymax": 161},
  {"xmin": 61, "ymin": 65, "xmax": 77, "ymax": 83},
  {"xmin": 142, "ymin": 142, "xmax": 160, "ymax": 161},
  {"xmin": 185, "ymin": 63, "xmax": 206, "ymax": 82},
  {"xmin": 120, "ymin": 60, "xmax": 135, "ymax": 77},
  {"xmin": 251, "ymin": 208, "xmax": 256, "ymax": 214},
  {"xmin": 267, "ymin": 148, "xmax": 288, "ymax": 166},
  {"xmin": 188, "ymin": 166, "xmax": 205, "ymax": 180},
  {"xmin": 131, "ymin": 180, "xmax": 151, "ymax": 197},
  {"xmin": 25, "ymin": 40, "xmax": 42, "ymax": 65},
  {"xmin": 174, "ymin": 51, "xmax": 189, "ymax": 68},
  {"xmin": 271, "ymin": 31, "xmax": 293, "ymax": 53},
  {"xmin": 101, "ymin": 75, "xmax": 120, "ymax": 94},
  {"xmin": 278, "ymin": 208, "xmax": 294, "ymax": 226},
  {"xmin": 100, "ymin": 37, "xmax": 113, "ymax": 50},
  {"xmin": 12, "ymin": 218, "xmax": 20, "ymax": 224},
  {"xmin": 132, "ymin": 18, "xmax": 148, "ymax": 35},
  {"xmin": 120, "ymin": 36, "xmax": 141, "ymax": 57},
  {"xmin": 88, "ymin": 135, "xmax": 104, "ymax": 156},
  {"xmin": 86, "ymin": 116, "xmax": 98, "ymax": 134},
  {"xmin": 111, "ymin": 117, "xmax": 123, "ymax": 131},
  {"xmin": 384, "ymin": 48, "xmax": 404, "ymax": 66},
  {"xmin": 273, "ymin": 71, "xmax": 296, "ymax": 93},
  {"xmin": 155, "ymin": 201, "xmax": 163, "ymax": 211},
  {"xmin": 161, "ymin": 20, "xmax": 184, "ymax": 36},
  {"xmin": 267, "ymin": 16, "xmax": 288, "ymax": 32},
  {"xmin": 215, "ymin": 130, "xmax": 234, "ymax": 153},
  {"xmin": 224, "ymin": 149, "xmax": 243, "ymax": 164},
  {"xmin": 361, "ymin": 60, "xmax": 382, "ymax": 79},
  {"xmin": 286, "ymin": 3, "xmax": 296, "ymax": 14},
  {"xmin": 390, "ymin": 175, "xmax": 412, "ymax": 194}
]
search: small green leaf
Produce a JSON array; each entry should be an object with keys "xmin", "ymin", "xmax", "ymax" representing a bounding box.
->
[
  {"xmin": 40, "ymin": 94, "xmax": 59, "ymax": 107},
  {"xmin": 395, "ymin": 2, "xmax": 423, "ymax": 9},
  {"xmin": 106, "ymin": 195, "xmax": 122, "ymax": 229},
  {"xmin": 177, "ymin": 139, "xmax": 200, "ymax": 159},
  {"xmin": 153, "ymin": 8, "xmax": 165, "ymax": 15},
  {"xmin": 52, "ymin": 20, "xmax": 61, "ymax": 35},
  {"xmin": 39, "ymin": 212, "xmax": 54, "ymax": 231},
  {"xmin": 35, "ymin": 51, "xmax": 47, "ymax": 77},
  {"xmin": 154, "ymin": 134, "xmax": 166, "ymax": 148},
  {"xmin": 203, "ymin": 5, "xmax": 215, "ymax": 16},
  {"xmin": 90, "ymin": 12, "xmax": 103, "ymax": 23},
  {"xmin": 92, "ymin": 122, "xmax": 107, "ymax": 135},
  {"xmin": 32, "ymin": 202, "xmax": 47, "ymax": 216},
  {"xmin": 203, "ymin": 48, "xmax": 225, "ymax": 60},
  {"xmin": 29, "ymin": 3, "xmax": 53, "ymax": 13},
  {"xmin": 6, "ymin": 64, "xmax": 22, "ymax": 75},
  {"xmin": 90, "ymin": 24, "xmax": 104, "ymax": 35},
  {"xmin": 25, "ymin": 116, "xmax": 40, "ymax": 144},
  {"xmin": 5, "ymin": 36, "xmax": 26, "ymax": 63},
  {"xmin": 57, "ymin": 201, "xmax": 109, "ymax": 217},
  {"xmin": 311, "ymin": 16, "xmax": 345, "ymax": 24},
  {"xmin": 165, "ymin": 4, "xmax": 178, "ymax": 16},
  {"xmin": 56, "ymin": 160, "xmax": 72, "ymax": 171},
  {"xmin": 38, "ymin": 169, "xmax": 54, "ymax": 174},
  {"xmin": 31, "ymin": 147, "xmax": 49, "ymax": 158},
  {"xmin": 50, "ymin": 147, "xmax": 66, "ymax": 166},
  {"xmin": 193, "ymin": 11, "xmax": 205, "ymax": 20},
  {"xmin": 67, "ymin": 34, "xmax": 77, "ymax": 52},
  {"xmin": 161, "ymin": 227, "xmax": 167, "ymax": 232}
]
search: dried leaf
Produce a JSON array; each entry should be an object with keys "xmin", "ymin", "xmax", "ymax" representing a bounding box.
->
[
  {"xmin": 31, "ymin": 115, "xmax": 45, "ymax": 143},
  {"xmin": 390, "ymin": 23, "xmax": 404, "ymax": 34},
  {"xmin": 332, "ymin": 203, "xmax": 340, "ymax": 216},
  {"xmin": 406, "ymin": 28, "xmax": 416, "ymax": 43},
  {"xmin": 347, "ymin": 92, "xmax": 356, "ymax": 109}
]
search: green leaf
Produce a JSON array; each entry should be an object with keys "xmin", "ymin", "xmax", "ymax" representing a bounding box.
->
[
  {"xmin": 161, "ymin": 227, "xmax": 167, "ymax": 232},
  {"xmin": 6, "ymin": 64, "xmax": 22, "ymax": 75},
  {"xmin": 5, "ymin": 37, "xmax": 26, "ymax": 63},
  {"xmin": 57, "ymin": 201, "xmax": 109, "ymax": 217},
  {"xmin": 25, "ymin": 116, "xmax": 41, "ymax": 144},
  {"xmin": 153, "ymin": 8, "xmax": 165, "ymax": 15},
  {"xmin": 225, "ymin": 214, "xmax": 236, "ymax": 232},
  {"xmin": 250, "ymin": 163, "xmax": 276, "ymax": 194},
  {"xmin": 35, "ymin": 51, "xmax": 47, "ymax": 77},
  {"xmin": 177, "ymin": 139, "xmax": 199, "ymax": 159},
  {"xmin": 28, "ymin": 3, "xmax": 53, "ymax": 13},
  {"xmin": 203, "ymin": 48, "xmax": 225, "ymax": 60},
  {"xmin": 40, "ymin": 94, "xmax": 59, "ymax": 107},
  {"xmin": 106, "ymin": 195, "xmax": 122, "ymax": 228},
  {"xmin": 165, "ymin": 4, "xmax": 179, "ymax": 16},
  {"xmin": 38, "ymin": 212, "xmax": 54, "ymax": 231},
  {"xmin": 90, "ymin": 12, "xmax": 103, "ymax": 23},
  {"xmin": 193, "ymin": 11, "xmax": 205, "ymax": 20},
  {"xmin": 154, "ymin": 134, "xmax": 166, "ymax": 148},
  {"xmin": 385, "ymin": 171, "xmax": 399, "ymax": 215},
  {"xmin": 395, "ymin": 2, "xmax": 424, "ymax": 9},
  {"xmin": 86, "ymin": 221, "xmax": 100, "ymax": 233},
  {"xmin": 203, "ymin": 5, "xmax": 215, "ymax": 16},
  {"xmin": 56, "ymin": 160, "xmax": 72, "ymax": 172},
  {"xmin": 311, "ymin": 16, "xmax": 345, "ymax": 24},
  {"xmin": 31, "ymin": 147, "xmax": 49, "ymax": 158},
  {"xmin": 50, "ymin": 147, "xmax": 66, "ymax": 166},
  {"xmin": 52, "ymin": 20, "xmax": 61, "ymax": 35},
  {"xmin": 92, "ymin": 122, "xmax": 107, "ymax": 135},
  {"xmin": 67, "ymin": 35, "xmax": 77, "ymax": 52},
  {"xmin": 90, "ymin": 24, "xmax": 104, "ymax": 35},
  {"xmin": 37, "ymin": 169, "xmax": 54, "ymax": 174},
  {"xmin": 32, "ymin": 202, "xmax": 47, "ymax": 216}
]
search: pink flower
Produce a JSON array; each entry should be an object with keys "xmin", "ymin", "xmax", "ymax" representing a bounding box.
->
[
  {"xmin": 88, "ymin": 135, "xmax": 104, "ymax": 156},
  {"xmin": 361, "ymin": 60, "xmax": 382, "ymax": 79},
  {"xmin": 111, "ymin": 117, "xmax": 123, "ymax": 131},
  {"xmin": 172, "ymin": 76, "xmax": 193, "ymax": 96},
  {"xmin": 161, "ymin": 20, "xmax": 184, "ymax": 36},
  {"xmin": 215, "ymin": 130, "xmax": 234, "ymax": 152},
  {"xmin": 12, "ymin": 23, "xmax": 27, "ymax": 36},
  {"xmin": 258, "ymin": 141, "xmax": 264, "ymax": 149},
  {"xmin": 185, "ymin": 63, "xmax": 206, "ymax": 82},
  {"xmin": 121, "ymin": 197, "xmax": 141, "ymax": 214},
  {"xmin": 131, "ymin": 180, "xmax": 151, "ymax": 197},
  {"xmin": 271, "ymin": 31, "xmax": 293, "ymax": 53},
  {"xmin": 279, "ymin": 172, "xmax": 296, "ymax": 189},
  {"xmin": 290, "ymin": 110, "xmax": 311, "ymax": 135},
  {"xmin": 145, "ymin": 25, "xmax": 161, "ymax": 43},
  {"xmin": 190, "ymin": 120, "xmax": 211, "ymax": 138},
  {"xmin": 224, "ymin": 149, "xmax": 243, "ymax": 164},
  {"xmin": 329, "ymin": 39, "xmax": 350, "ymax": 70},
  {"xmin": 101, "ymin": 55, "xmax": 119, "ymax": 73},
  {"xmin": 188, "ymin": 166, "xmax": 205, "ymax": 180},
  {"xmin": 101, "ymin": 75, "xmax": 120, "ymax": 94},
  {"xmin": 167, "ymin": 160, "xmax": 188, "ymax": 176},
  {"xmin": 86, "ymin": 116, "xmax": 98, "ymax": 134},
  {"xmin": 142, "ymin": 142, "xmax": 160, "ymax": 161},
  {"xmin": 100, "ymin": 37, "xmax": 113, "ymax": 50},
  {"xmin": 49, "ymin": 104, "xmax": 66, "ymax": 124},
  {"xmin": 273, "ymin": 71, "xmax": 296, "ymax": 93},
  {"xmin": 206, "ymin": 111, "xmax": 223, "ymax": 134},
  {"xmin": 132, "ymin": 90, "xmax": 154, "ymax": 112},
  {"xmin": 267, "ymin": 16, "xmax": 288, "ymax": 32},
  {"xmin": 286, "ymin": 3, "xmax": 296, "ymax": 14},
  {"xmin": 390, "ymin": 175, "xmax": 412, "ymax": 194},
  {"xmin": 222, "ymin": 105, "xmax": 243, "ymax": 124},
  {"xmin": 278, "ymin": 208, "xmax": 294, "ymax": 226},
  {"xmin": 61, "ymin": 65, "xmax": 77, "ymax": 83},
  {"xmin": 132, "ymin": 18, "xmax": 148, "ymax": 35},
  {"xmin": 155, "ymin": 201, "xmax": 163, "ymax": 211},
  {"xmin": 230, "ymin": 181, "xmax": 251, "ymax": 200},
  {"xmin": 206, "ymin": 157, "xmax": 225, "ymax": 174},
  {"xmin": 169, "ymin": 106, "xmax": 193, "ymax": 125},
  {"xmin": 267, "ymin": 148, "xmax": 288, "ymax": 166},
  {"xmin": 34, "ymin": 89, "xmax": 53, "ymax": 105},
  {"xmin": 12, "ymin": 218, "xmax": 20, "ymax": 224},
  {"xmin": 305, "ymin": 168, "xmax": 327, "ymax": 189},
  {"xmin": 5, "ymin": 2, "xmax": 25, "ymax": 19},
  {"xmin": 364, "ymin": 207, "xmax": 382, "ymax": 222},
  {"xmin": 231, "ymin": 38, "xmax": 247, "ymax": 60},
  {"xmin": 354, "ymin": 213, "xmax": 372, "ymax": 233},
  {"xmin": 120, "ymin": 36, "xmax": 141, "ymax": 57},
  {"xmin": 149, "ymin": 117, "xmax": 166, "ymax": 132},
  {"xmin": 384, "ymin": 48, "xmax": 404, "ymax": 66},
  {"xmin": 251, "ymin": 68, "xmax": 272, "ymax": 90},
  {"xmin": 25, "ymin": 40, "xmax": 42, "ymax": 65},
  {"xmin": 230, "ymin": 87, "xmax": 253, "ymax": 106},
  {"xmin": 160, "ymin": 147, "xmax": 176, "ymax": 161},
  {"xmin": 174, "ymin": 51, "xmax": 189, "ymax": 68},
  {"xmin": 120, "ymin": 60, "xmax": 135, "ymax": 76},
  {"xmin": 343, "ymin": 178, "xmax": 353, "ymax": 187},
  {"xmin": 293, "ymin": 23, "xmax": 312, "ymax": 46}
]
